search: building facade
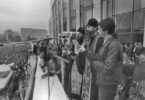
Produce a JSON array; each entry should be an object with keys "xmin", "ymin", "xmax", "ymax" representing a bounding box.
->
[
  {"xmin": 49, "ymin": 0, "xmax": 145, "ymax": 45},
  {"xmin": 101, "ymin": 0, "xmax": 145, "ymax": 45},
  {"xmin": 21, "ymin": 28, "xmax": 47, "ymax": 41},
  {"xmin": 49, "ymin": 0, "xmax": 102, "ymax": 43}
]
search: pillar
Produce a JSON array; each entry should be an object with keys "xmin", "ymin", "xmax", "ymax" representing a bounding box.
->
[
  {"xmin": 66, "ymin": 0, "xmax": 70, "ymax": 31},
  {"xmin": 76, "ymin": 0, "xmax": 81, "ymax": 30}
]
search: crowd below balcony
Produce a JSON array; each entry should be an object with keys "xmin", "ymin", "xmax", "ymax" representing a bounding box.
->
[{"xmin": 0, "ymin": 43, "xmax": 30, "ymax": 65}]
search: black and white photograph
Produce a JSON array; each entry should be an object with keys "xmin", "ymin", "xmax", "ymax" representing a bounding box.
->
[{"xmin": 0, "ymin": 0, "xmax": 145, "ymax": 100}]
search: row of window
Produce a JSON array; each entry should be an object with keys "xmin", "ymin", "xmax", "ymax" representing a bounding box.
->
[
  {"xmin": 52, "ymin": 0, "xmax": 145, "ymax": 43},
  {"xmin": 101, "ymin": 0, "xmax": 145, "ymax": 42}
]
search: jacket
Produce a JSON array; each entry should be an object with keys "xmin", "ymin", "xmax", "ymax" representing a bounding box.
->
[{"xmin": 92, "ymin": 37, "xmax": 123, "ymax": 86}]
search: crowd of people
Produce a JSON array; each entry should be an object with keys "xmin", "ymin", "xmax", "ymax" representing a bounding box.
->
[
  {"xmin": 0, "ymin": 42, "xmax": 32, "ymax": 100},
  {"xmin": 0, "ymin": 43, "xmax": 30, "ymax": 65}
]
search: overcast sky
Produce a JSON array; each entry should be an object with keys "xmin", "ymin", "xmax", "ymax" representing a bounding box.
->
[{"xmin": 0, "ymin": 0, "xmax": 51, "ymax": 33}]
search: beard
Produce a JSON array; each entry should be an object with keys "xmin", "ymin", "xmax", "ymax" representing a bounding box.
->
[
  {"xmin": 77, "ymin": 36, "xmax": 84, "ymax": 45},
  {"xmin": 86, "ymin": 30, "xmax": 95, "ymax": 38}
]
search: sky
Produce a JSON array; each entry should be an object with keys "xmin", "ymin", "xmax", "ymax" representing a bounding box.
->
[{"xmin": 0, "ymin": 0, "xmax": 51, "ymax": 33}]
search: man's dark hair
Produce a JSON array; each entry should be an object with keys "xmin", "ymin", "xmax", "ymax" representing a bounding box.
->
[{"xmin": 99, "ymin": 18, "xmax": 115, "ymax": 35}]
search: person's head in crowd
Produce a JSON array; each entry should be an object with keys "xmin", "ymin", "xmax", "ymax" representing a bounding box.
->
[
  {"xmin": 86, "ymin": 18, "xmax": 98, "ymax": 38},
  {"xmin": 39, "ymin": 40, "xmax": 44, "ymax": 48},
  {"xmin": 59, "ymin": 39, "xmax": 63, "ymax": 45},
  {"xmin": 39, "ymin": 50, "xmax": 47, "ymax": 61},
  {"xmin": 77, "ymin": 27, "xmax": 85, "ymax": 45},
  {"xmin": 43, "ymin": 40, "xmax": 47, "ymax": 47},
  {"xmin": 133, "ymin": 48, "xmax": 145, "ymax": 82},
  {"xmin": 53, "ymin": 45, "xmax": 58, "ymax": 52},
  {"xmin": 98, "ymin": 17, "xmax": 115, "ymax": 39},
  {"xmin": 138, "ymin": 48, "xmax": 145, "ymax": 64},
  {"xmin": 28, "ymin": 49, "xmax": 33, "ymax": 55},
  {"xmin": 134, "ymin": 42, "xmax": 138, "ymax": 47},
  {"xmin": 138, "ymin": 42, "xmax": 142, "ymax": 48},
  {"xmin": 63, "ymin": 39, "xmax": 67, "ymax": 45},
  {"xmin": 65, "ymin": 42, "xmax": 71, "ymax": 49}
]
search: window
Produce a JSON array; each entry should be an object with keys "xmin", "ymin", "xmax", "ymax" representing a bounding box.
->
[
  {"xmin": 58, "ymin": 1, "xmax": 61, "ymax": 33},
  {"xmin": 82, "ymin": 0, "xmax": 92, "ymax": 8},
  {"xmin": 83, "ymin": 9, "xmax": 92, "ymax": 25},
  {"xmin": 70, "ymin": 17, "xmax": 76, "ymax": 31},
  {"xmin": 102, "ymin": 0, "xmax": 107, "ymax": 18},
  {"xmin": 63, "ymin": 0, "xmax": 67, "ymax": 31},
  {"xmin": 133, "ymin": 10, "xmax": 144, "ymax": 31},
  {"xmin": 108, "ymin": 0, "xmax": 113, "ymax": 17},
  {"xmin": 116, "ymin": 13, "xmax": 132, "ymax": 31},
  {"xmin": 141, "ymin": 0, "xmax": 145, "ymax": 8},
  {"xmin": 134, "ymin": 0, "xmax": 145, "ymax": 10},
  {"xmin": 63, "ymin": 17, "xmax": 67, "ymax": 31},
  {"xmin": 70, "ymin": 0, "xmax": 76, "ymax": 11},
  {"xmin": 134, "ymin": 0, "xmax": 141, "ymax": 11},
  {"xmin": 115, "ymin": 0, "xmax": 132, "ymax": 14}
]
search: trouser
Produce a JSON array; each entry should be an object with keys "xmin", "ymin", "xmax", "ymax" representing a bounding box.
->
[
  {"xmin": 90, "ymin": 76, "xmax": 98, "ymax": 100},
  {"xmin": 98, "ymin": 85, "xmax": 117, "ymax": 100}
]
